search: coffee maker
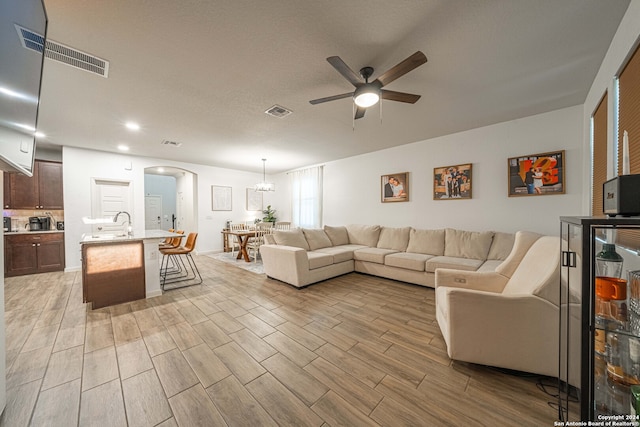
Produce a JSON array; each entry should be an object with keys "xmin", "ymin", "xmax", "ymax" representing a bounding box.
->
[{"xmin": 28, "ymin": 216, "xmax": 51, "ymax": 231}]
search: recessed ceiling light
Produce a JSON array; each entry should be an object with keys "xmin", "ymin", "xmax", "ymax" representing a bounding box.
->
[
  {"xmin": 125, "ymin": 122, "xmax": 140, "ymax": 131},
  {"xmin": 117, "ymin": 144, "xmax": 129, "ymax": 151},
  {"xmin": 34, "ymin": 131, "xmax": 45, "ymax": 138}
]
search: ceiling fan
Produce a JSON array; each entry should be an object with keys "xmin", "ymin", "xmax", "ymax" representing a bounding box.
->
[{"xmin": 309, "ymin": 51, "xmax": 427, "ymax": 120}]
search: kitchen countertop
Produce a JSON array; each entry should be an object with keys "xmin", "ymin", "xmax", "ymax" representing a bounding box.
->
[{"xmin": 80, "ymin": 230, "xmax": 181, "ymax": 244}]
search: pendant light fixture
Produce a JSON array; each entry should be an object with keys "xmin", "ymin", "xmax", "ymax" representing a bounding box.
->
[{"xmin": 255, "ymin": 158, "xmax": 275, "ymax": 192}]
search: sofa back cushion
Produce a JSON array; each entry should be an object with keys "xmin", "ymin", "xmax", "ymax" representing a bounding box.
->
[
  {"xmin": 486, "ymin": 232, "xmax": 516, "ymax": 260},
  {"xmin": 377, "ymin": 227, "xmax": 411, "ymax": 251},
  {"xmin": 346, "ymin": 224, "xmax": 381, "ymax": 247},
  {"xmin": 303, "ymin": 228, "xmax": 333, "ymax": 251},
  {"xmin": 324, "ymin": 225, "xmax": 349, "ymax": 246},
  {"xmin": 502, "ymin": 236, "xmax": 560, "ymax": 305},
  {"xmin": 444, "ymin": 228, "xmax": 494, "ymax": 260},
  {"xmin": 263, "ymin": 233, "xmax": 276, "ymax": 245},
  {"xmin": 405, "ymin": 229, "xmax": 445, "ymax": 256},
  {"xmin": 273, "ymin": 229, "xmax": 310, "ymax": 250}
]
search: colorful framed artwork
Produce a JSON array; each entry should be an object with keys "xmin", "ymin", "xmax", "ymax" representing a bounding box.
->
[
  {"xmin": 433, "ymin": 163, "xmax": 472, "ymax": 200},
  {"xmin": 381, "ymin": 172, "xmax": 409, "ymax": 203},
  {"xmin": 507, "ymin": 150, "xmax": 565, "ymax": 196}
]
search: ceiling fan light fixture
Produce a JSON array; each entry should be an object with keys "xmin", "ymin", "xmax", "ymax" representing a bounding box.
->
[{"xmin": 353, "ymin": 85, "xmax": 380, "ymax": 108}]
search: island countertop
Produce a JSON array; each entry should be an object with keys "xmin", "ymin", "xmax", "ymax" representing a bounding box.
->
[{"xmin": 80, "ymin": 230, "xmax": 181, "ymax": 244}]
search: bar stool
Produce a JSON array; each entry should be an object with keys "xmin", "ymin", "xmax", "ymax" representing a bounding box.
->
[{"xmin": 160, "ymin": 232, "xmax": 202, "ymax": 290}]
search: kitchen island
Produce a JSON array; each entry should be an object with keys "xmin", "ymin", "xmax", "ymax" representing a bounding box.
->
[{"xmin": 80, "ymin": 230, "xmax": 180, "ymax": 309}]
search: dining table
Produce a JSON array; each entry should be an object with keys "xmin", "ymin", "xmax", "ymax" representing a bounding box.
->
[{"xmin": 221, "ymin": 229, "xmax": 257, "ymax": 262}]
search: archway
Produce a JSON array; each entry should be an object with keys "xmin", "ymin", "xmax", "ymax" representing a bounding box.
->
[{"xmin": 144, "ymin": 166, "xmax": 198, "ymax": 234}]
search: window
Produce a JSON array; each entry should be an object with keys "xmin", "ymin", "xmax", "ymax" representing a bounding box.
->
[
  {"xmin": 290, "ymin": 166, "xmax": 323, "ymax": 229},
  {"xmin": 591, "ymin": 92, "xmax": 607, "ymax": 217}
]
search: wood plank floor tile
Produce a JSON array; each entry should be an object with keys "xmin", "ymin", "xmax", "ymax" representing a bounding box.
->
[
  {"xmin": 31, "ymin": 378, "xmax": 81, "ymax": 427},
  {"xmin": 6, "ymin": 346, "xmax": 51, "ymax": 389},
  {"xmin": 229, "ymin": 328, "xmax": 277, "ymax": 362},
  {"xmin": 53, "ymin": 323, "xmax": 85, "ymax": 353},
  {"xmin": 213, "ymin": 342, "xmax": 266, "ymax": 384},
  {"xmin": 277, "ymin": 321, "xmax": 326, "ymax": 351},
  {"xmin": 249, "ymin": 306, "xmax": 287, "ymax": 326},
  {"xmin": 168, "ymin": 384, "xmax": 226, "ymax": 426},
  {"xmin": 122, "ymin": 369, "xmax": 173, "ymax": 427},
  {"xmin": 310, "ymin": 390, "xmax": 379, "ymax": 427},
  {"xmin": 166, "ymin": 321, "xmax": 204, "ymax": 351},
  {"xmin": 305, "ymin": 356, "xmax": 382, "ymax": 414},
  {"xmin": 85, "ymin": 322, "xmax": 114, "ymax": 353},
  {"xmin": 34, "ymin": 308, "xmax": 64, "ymax": 329},
  {"xmin": 132, "ymin": 307, "xmax": 162, "ymax": 332},
  {"xmin": 315, "ymin": 343, "xmax": 385, "ymax": 389},
  {"xmin": 192, "ymin": 320, "xmax": 232, "ymax": 349},
  {"xmin": 208, "ymin": 311, "xmax": 244, "ymax": 334},
  {"xmin": 116, "ymin": 339, "xmax": 154, "ymax": 380},
  {"xmin": 206, "ymin": 375, "xmax": 277, "ymax": 426},
  {"xmin": 246, "ymin": 373, "xmax": 324, "ymax": 427},
  {"xmin": 41, "ymin": 345, "xmax": 83, "ymax": 391},
  {"xmin": 141, "ymin": 325, "xmax": 177, "ymax": 357},
  {"xmin": 235, "ymin": 313, "xmax": 276, "ymax": 337},
  {"xmin": 216, "ymin": 300, "xmax": 248, "ymax": 317},
  {"xmin": 263, "ymin": 353, "xmax": 329, "ymax": 406},
  {"xmin": 152, "ymin": 348, "xmax": 199, "ymax": 397},
  {"xmin": 112, "ymin": 312, "xmax": 142, "ymax": 346},
  {"xmin": 176, "ymin": 303, "xmax": 208, "ymax": 325},
  {"xmin": 304, "ymin": 320, "xmax": 357, "ymax": 352},
  {"xmin": 190, "ymin": 296, "xmax": 221, "ymax": 315},
  {"xmin": 264, "ymin": 331, "xmax": 317, "ymax": 367},
  {"xmin": 0, "ymin": 379, "xmax": 41, "ymax": 427},
  {"xmin": 79, "ymin": 378, "xmax": 127, "ymax": 427},
  {"xmin": 182, "ymin": 343, "xmax": 232, "ymax": 388},
  {"xmin": 154, "ymin": 303, "xmax": 186, "ymax": 326},
  {"xmin": 82, "ymin": 345, "xmax": 119, "ymax": 391},
  {"xmin": 21, "ymin": 324, "xmax": 58, "ymax": 352},
  {"xmin": 349, "ymin": 342, "xmax": 425, "ymax": 387},
  {"xmin": 155, "ymin": 417, "xmax": 178, "ymax": 427}
]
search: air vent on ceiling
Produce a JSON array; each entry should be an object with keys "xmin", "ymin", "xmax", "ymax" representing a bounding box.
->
[
  {"xmin": 161, "ymin": 140, "xmax": 183, "ymax": 147},
  {"xmin": 265, "ymin": 105, "xmax": 293, "ymax": 118},
  {"xmin": 15, "ymin": 24, "xmax": 110, "ymax": 78}
]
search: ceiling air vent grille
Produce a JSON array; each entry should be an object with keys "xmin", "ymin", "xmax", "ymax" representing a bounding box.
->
[
  {"xmin": 161, "ymin": 140, "xmax": 183, "ymax": 147},
  {"xmin": 15, "ymin": 24, "xmax": 110, "ymax": 78},
  {"xmin": 265, "ymin": 105, "xmax": 293, "ymax": 118}
]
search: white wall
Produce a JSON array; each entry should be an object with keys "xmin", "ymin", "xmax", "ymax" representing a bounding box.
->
[
  {"xmin": 62, "ymin": 147, "xmax": 274, "ymax": 270},
  {"xmin": 273, "ymin": 105, "xmax": 584, "ymax": 236}
]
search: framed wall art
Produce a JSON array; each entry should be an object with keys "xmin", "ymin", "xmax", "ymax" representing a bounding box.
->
[
  {"xmin": 433, "ymin": 163, "xmax": 472, "ymax": 200},
  {"xmin": 211, "ymin": 185, "xmax": 232, "ymax": 211},
  {"xmin": 507, "ymin": 150, "xmax": 565, "ymax": 197},
  {"xmin": 246, "ymin": 188, "xmax": 263, "ymax": 211},
  {"xmin": 381, "ymin": 172, "xmax": 409, "ymax": 203}
]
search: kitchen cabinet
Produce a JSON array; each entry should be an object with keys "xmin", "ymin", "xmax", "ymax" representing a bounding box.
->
[
  {"xmin": 4, "ymin": 232, "xmax": 65, "ymax": 277},
  {"xmin": 559, "ymin": 216, "xmax": 640, "ymax": 421},
  {"xmin": 4, "ymin": 160, "xmax": 63, "ymax": 209}
]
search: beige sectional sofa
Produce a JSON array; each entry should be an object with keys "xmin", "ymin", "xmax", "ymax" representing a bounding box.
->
[{"xmin": 260, "ymin": 224, "xmax": 516, "ymax": 288}]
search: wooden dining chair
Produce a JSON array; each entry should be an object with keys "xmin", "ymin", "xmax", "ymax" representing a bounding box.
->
[{"xmin": 228, "ymin": 223, "xmax": 245, "ymax": 256}]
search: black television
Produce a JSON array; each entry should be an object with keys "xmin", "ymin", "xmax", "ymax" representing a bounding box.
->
[{"xmin": 0, "ymin": 0, "xmax": 47, "ymax": 177}]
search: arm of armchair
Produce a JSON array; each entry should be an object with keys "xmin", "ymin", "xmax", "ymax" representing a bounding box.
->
[
  {"xmin": 259, "ymin": 244, "xmax": 310, "ymax": 287},
  {"xmin": 435, "ymin": 268, "xmax": 509, "ymax": 293}
]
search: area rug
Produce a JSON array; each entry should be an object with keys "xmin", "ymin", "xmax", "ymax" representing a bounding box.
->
[{"xmin": 205, "ymin": 252, "xmax": 264, "ymax": 275}]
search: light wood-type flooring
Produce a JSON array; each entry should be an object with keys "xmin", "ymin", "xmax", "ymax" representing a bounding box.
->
[{"xmin": 1, "ymin": 255, "xmax": 559, "ymax": 426}]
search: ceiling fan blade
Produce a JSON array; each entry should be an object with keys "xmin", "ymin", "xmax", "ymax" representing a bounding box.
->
[
  {"xmin": 381, "ymin": 90, "xmax": 421, "ymax": 104},
  {"xmin": 374, "ymin": 51, "xmax": 427, "ymax": 87},
  {"xmin": 327, "ymin": 56, "xmax": 362, "ymax": 87},
  {"xmin": 309, "ymin": 92, "xmax": 354, "ymax": 105},
  {"xmin": 354, "ymin": 106, "xmax": 366, "ymax": 120}
]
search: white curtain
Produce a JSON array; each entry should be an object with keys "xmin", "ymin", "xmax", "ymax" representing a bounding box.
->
[{"xmin": 290, "ymin": 166, "xmax": 323, "ymax": 229}]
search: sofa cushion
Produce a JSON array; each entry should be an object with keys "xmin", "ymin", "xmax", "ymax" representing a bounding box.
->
[
  {"xmin": 476, "ymin": 259, "xmax": 503, "ymax": 272},
  {"xmin": 263, "ymin": 234, "xmax": 276, "ymax": 245},
  {"xmin": 377, "ymin": 227, "xmax": 411, "ymax": 251},
  {"xmin": 487, "ymin": 232, "xmax": 515, "ymax": 260},
  {"xmin": 346, "ymin": 224, "xmax": 381, "ymax": 247},
  {"xmin": 384, "ymin": 252, "xmax": 433, "ymax": 272},
  {"xmin": 426, "ymin": 256, "xmax": 484, "ymax": 273},
  {"xmin": 307, "ymin": 252, "xmax": 334, "ymax": 270},
  {"xmin": 406, "ymin": 229, "xmax": 445, "ymax": 256},
  {"xmin": 324, "ymin": 225, "xmax": 349, "ymax": 246},
  {"xmin": 303, "ymin": 228, "xmax": 333, "ymax": 251},
  {"xmin": 444, "ymin": 228, "xmax": 494, "ymax": 260},
  {"xmin": 273, "ymin": 229, "xmax": 310, "ymax": 251},
  {"xmin": 353, "ymin": 247, "xmax": 398, "ymax": 264},
  {"xmin": 315, "ymin": 244, "xmax": 365, "ymax": 263}
]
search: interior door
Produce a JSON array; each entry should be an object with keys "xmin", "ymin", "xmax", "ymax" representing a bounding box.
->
[
  {"xmin": 91, "ymin": 179, "xmax": 132, "ymax": 235},
  {"xmin": 144, "ymin": 195, "xmax": 162, "ymax": 230}
]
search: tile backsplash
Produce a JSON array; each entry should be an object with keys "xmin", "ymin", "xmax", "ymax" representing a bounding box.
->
[{"xmin": 3, "ymin": 209, "xmax": 64, "ymax": 232}]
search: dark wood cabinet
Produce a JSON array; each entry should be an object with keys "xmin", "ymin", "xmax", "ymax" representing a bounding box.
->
[
  {"xmin": 4, "ymin": 160, "xmax": 63, "ymax": 209},
  {"xmin": 4, "ymin": 232, "xmax": 65, "ymax": 277}
]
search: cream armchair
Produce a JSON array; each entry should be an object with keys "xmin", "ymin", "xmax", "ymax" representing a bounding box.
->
[{"xmin": 435, "ymin": 233, "xmax": 561, "ymax": 378}]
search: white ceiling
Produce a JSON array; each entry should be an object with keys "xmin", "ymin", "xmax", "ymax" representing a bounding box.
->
[{"xmin": 34, "ymin": 0, "xmax": 630, "ymax": 174}]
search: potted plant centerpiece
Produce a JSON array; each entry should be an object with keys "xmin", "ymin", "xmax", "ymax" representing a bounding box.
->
[{"xmin": 262, "ymin": 205, "xmax": 276, "ymax": 224}]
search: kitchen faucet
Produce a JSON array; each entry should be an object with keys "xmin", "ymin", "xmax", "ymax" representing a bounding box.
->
[{"xmin": 113, "ymin": 211, "xmax": 133, "ymax": 236}]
